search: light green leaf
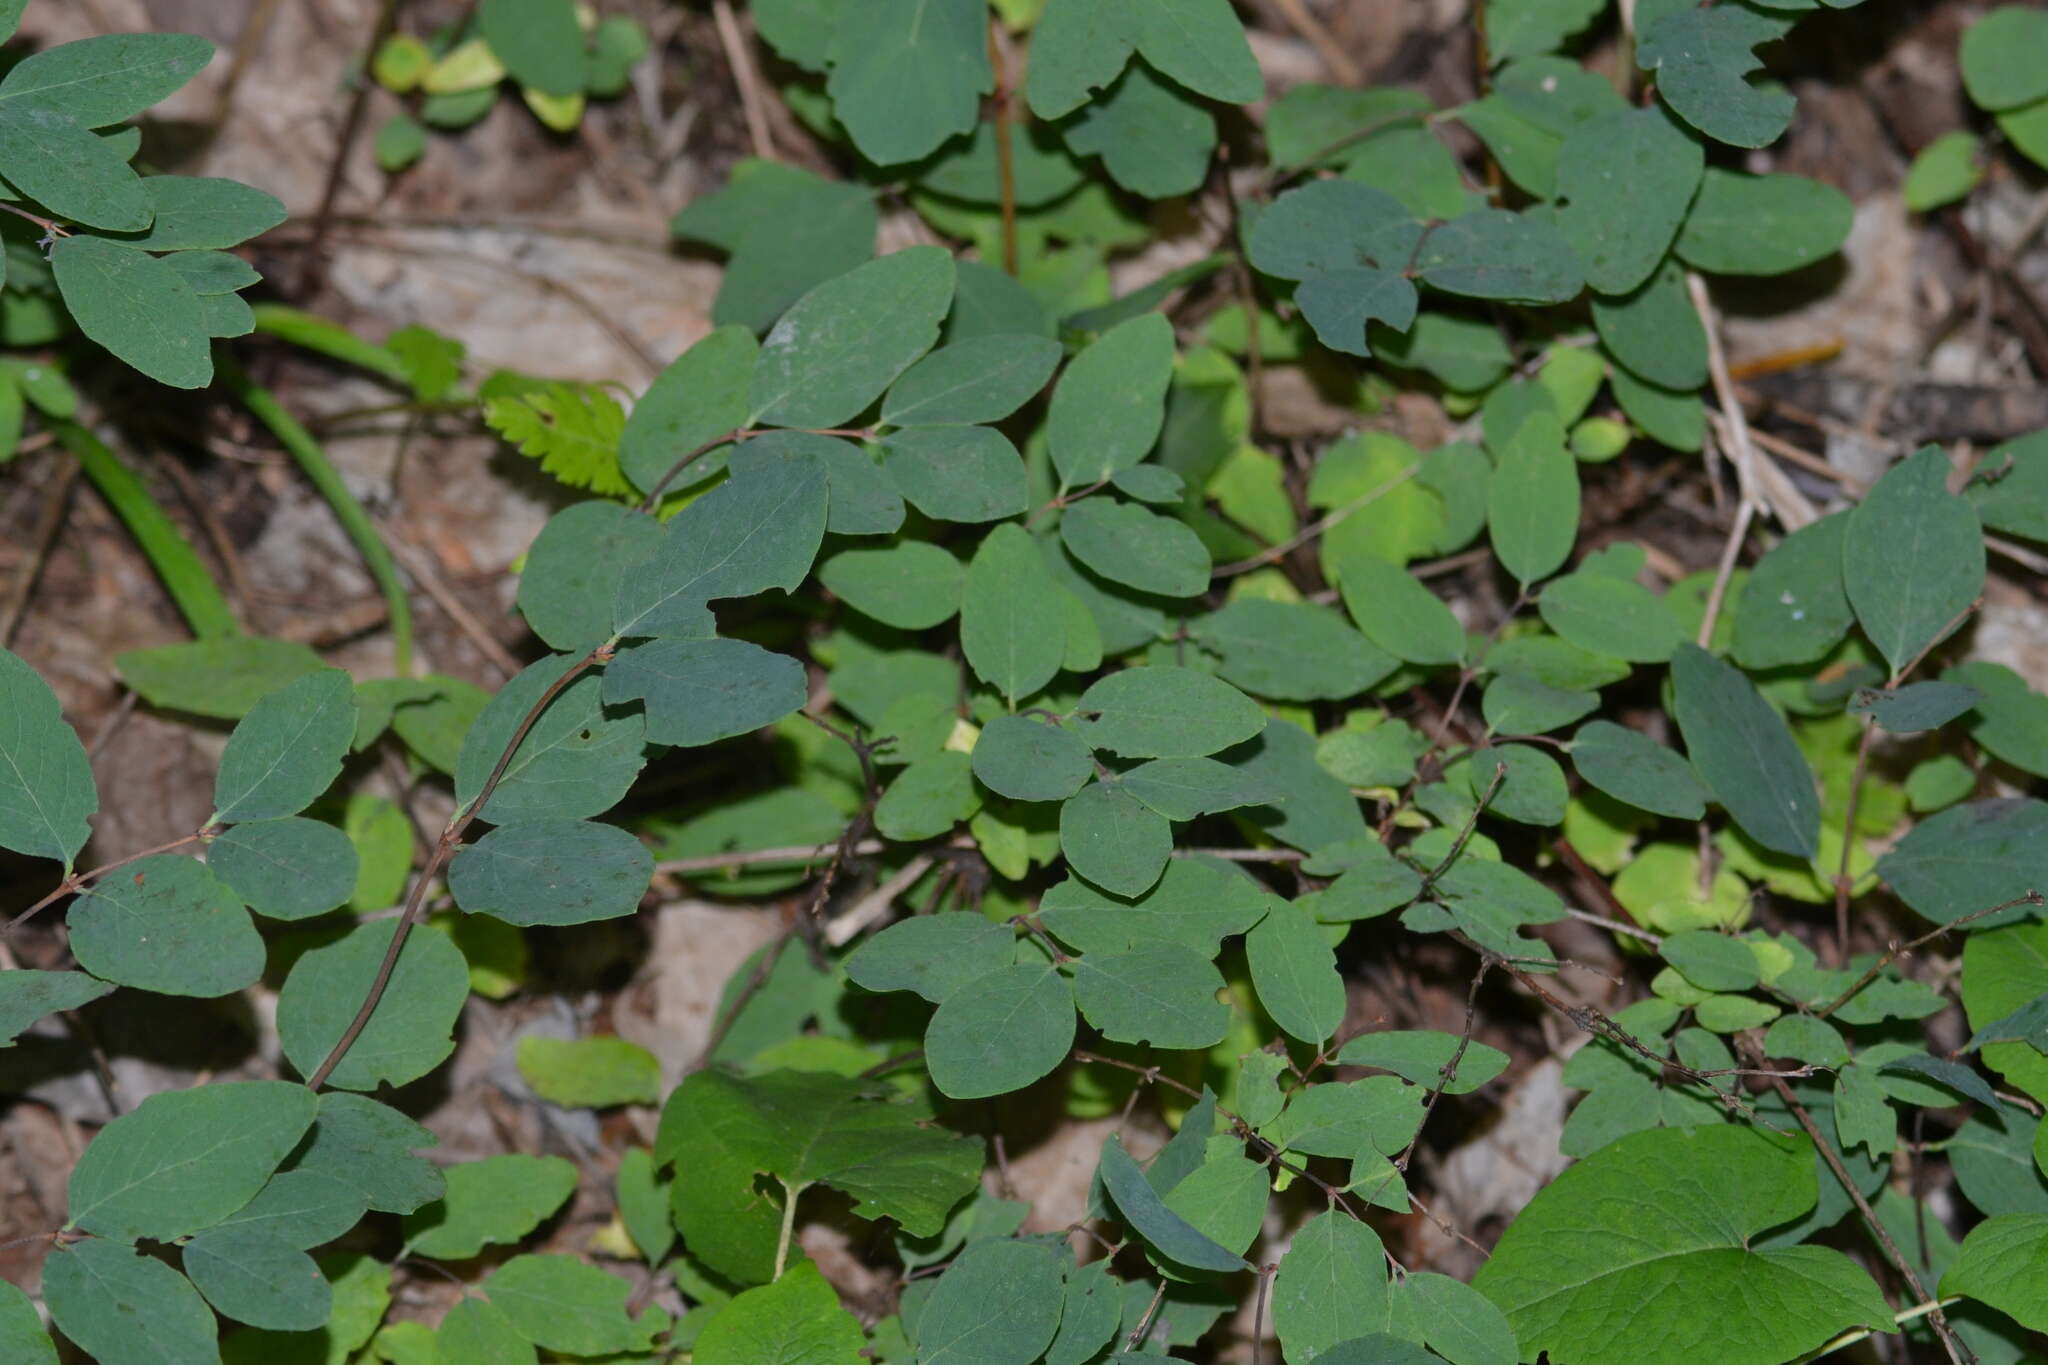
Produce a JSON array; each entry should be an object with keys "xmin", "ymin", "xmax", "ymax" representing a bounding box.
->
[
  {"xmin": 1076, "ymin": 666, "xmax": 1265, "ymax": 758},
  {"xmin": 694, "ymin": 1260, "xmax": 863, "ymax": 1365},
  {"xmin": 1060, "ymin": 497, "xmax": 1211, "ymax": 597},
  {"xmin": 278, "ymin": 917, "xmax": 471, "ymax": 1091},
  {"xmin": 44, "ymin": 1238, "xmax": 218, "ymax": 1365},
  {"xmin": 1048, "ymin": 312, "xmax": 1175, "ymax": 487},
  {"xmin": 1570, "ymin": 720, "xmax": 1707, "ymax": 819},
  {"xmin": 1944, "ymin": 1213, "xmax": 2048, "ymax": 1332},
  {"xmin": 972, "ymin": 713, "xmax": 1094, "ymax": 802},
  {"xmin": 961, "ymin": 523, "xmax": 1068, "ymax": 703},
  {"xmin": 605, "ymin": 636, "xmax": 806, "ymax": 746},
  {"xmin": 1843, "ymin": 445, "xmax": 1984, "ymax": 678},
  {"xmin": 1903, "ymin": 130, "xmax": 1984, "ymax": 212},
  {"xmin": 1193, "ymin": 599, "xmax": 1400, "ymax": 701},
  {"xmin": 283, "ymin": 1092, "xmax": 444, "ymax": 1214},
  {"xmin": 213, "ymin": 669, "xmax": 355, "ymax": 824},
  {"xmin": 184, "ymin": 1225, "xmax": 331, "ymax": 1332},
  {"xmin": 1610, "ymin": 365, "xmax": 1704, "ymax": 450},
  {"xmin": 484, "ymin": 1255, "xmax": 665, "ymax": 1355},
  {"xmin": 1336, "ymin": 1030, "xmax": 1510, "ymax": 1095},
  {"xmin": 1675, "ymin": 170, "xmax": 1853, "ymax": 276},
  {"xmin": 432, "ymin": 1297, "xmax": 534, "ymax": 1364},
  {"xmin": 1336, "ymin": 554, "xmax": 1465, "ymax": 666},
  {"xmin": 1060, "ymin": 780, "xmax": 1173, "ymax": 896},
  {"xmin": 919, "ymin": 1238, "xmax": 1068, "ymax": 1364},
  {"xmin": 516, "ymin": 1036, "xmax": 661, "ymax": 1107},
  {"xmin": 0, "ymin": 646, "xmax": 97, "ymax": 870},
  {"xmin": 51, "ymin": 233, "xmax": 212, "ymax": 386},
  {"xmin": 846, "ymin": 912, "xmax": 1016, "ymax": 1003},
  {"xmin": 478, "ymin": 0, "xmax": 584, "ymax": 96},
  {"xmin": 1061, "ymin": 62, "xmax": 1215, "ymax": 199},
  {"xmin": 617, "ymin": 325, "xmax": 755, "ymax": 494},
  {"xmin": 1591, "ymin": 258, "xmax": 1708, "ymax": 391},
  {"xmin": 1073, "ymin": 944, "xmax": 1230, "ymax": 1049},
  {"xmin": 0, "ymin": 32, "xmax": 213, "ymax": 126},
  {"xmin": 1039, "ymin": 856, "xmax": 1272, "ymax": 956},
  {"xmin": 454, "ymin": 656, "xmax": 645, "ymax": 822},
  {"xmin": 876, "ymin": 750, "xmax": 981, "ymax": 840},
  {"xmin": 403, "ymin": 1154, "xmax": 578, "ymax": 1260},
  {"xmin": 749, "ymin": 247, "xmax": 954, "ymax": 427},
  {"xmin": 208, "ymin": 817, "xmax": 358, "ymax": 921},
  {"xmin": 1473, "ymin": 1126, "xmax": 1892, "ymax": 1365},
  {"xmin": 449, "ymin": 817, "xmax": 652, "ymax": 926},
  {"xmin": 1538, "ymin": 571, "xmax": 1681, "ymax": 663},
  {"xmin": 1272, "ymin": 1209, "xmax": 1391, "ymax": 1360},
  {"xmin": 1960, "ymin": 6, "xmax": 2048, "ymax": 110},
  {"xmin": 1487, "ymin": 414, "xmax": 1579, "ymax": 585},
  {"xmin": 925, "ymin": 962, "xmax": 1076, "ymax": 1098},
  {"xmin": 882, "ymin": 334, "xmax": 1062, "ymax": 427},
  {"xmin": 615, "ymin": 1148, "xmax": 673, "ymax": 1265},
  {"xmin": 822, "ymin": 542, "xmax": 963, "ymax": 629},
  {"xmin": 517, "ymin": 501, "xmax": 662, "ymax": 651},
  {"xmin": 613, "ymin": 446, "xmax": 828, "ymax": 638},
  {"xmin": 1636, "ymin": 5, "xmax": 1796, "ymax": 148},
  {"xmin": 1397, "ymin": 1271, "xmax": 1519, "ymax": 1365},
  {"xmin": 0, "ymin": 1281, "xmax": 54, "ymax": 1365},
  {"xmin": 69, "ymin": 854, "xmax": 263, "ymax": 998},
  {"xmin": 1026, "ymin": 0, "xmax": 1260, "ymax": 118},
  {"xmin": 1732, "ymin": 512, "xmax": 1854, "ymax": 669},
  {"xmin": 68, "ymin": 1080, "xmax": 316, "ymax": 1241},
  {"xmin": 116, "ymin": 637, "xmax": 325, "ymax": 719},
  {"xmin": 1248, "ymin": 896, "xmax": 1345, "ymax": 1044},
  {"xmin": 1670, "ymin": 643, "xmax": 1820, "ymax": 858},
  {"xmin": 825, "ymin": 0, "xmax": 989, "ymax": 165}
]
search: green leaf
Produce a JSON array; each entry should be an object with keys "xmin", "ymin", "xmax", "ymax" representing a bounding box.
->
[
  {"xmin": 481, "ymin": 380, "xmax": 631, "ymax": 496},
  {"xmin": 1193, "ymin": 599, "xmax": 1400, "ymax": 701},
  {"xmin": 617, "ymin": 325, "xmax": 754, "ymax": 493},
  {"xmin": 694, "ymin": 1260, "xmax": 863, "ymax": 1365},
  {"xmin": 674, "ymin": 159, "xmax": 878, "ymax": 334},
  {"xmin": 483, "ymin": 1255, "xmax": 665, "ymax": 1355},
  {"xmin": 1476, "ymin": 1126, "xmax": 1892, "ymax": 1365},
  {"xmin": 1121, "ymin": 756, "xmax": 1275, "ymax": 821},
  {"xmin": 1732, "ymin": 511, "xmax": 1854, "ymax": 668},
  {"xmin": 1538, "ymin": 571, "xmax": 1682, "ymax": 663},
  {"xmin": 1903, "ymin": 130, "xmax": 1985, "ymax": 212},
  {"xmin": 208, "ymin": 817, "xmax": 358, "ymax": 921},
  {"xmin": 961, "ymin": 523, "xmax": 1068, "ymax": 703},
  {"xmin": 883, "ymin": 424, "xmax": 1031, "ymax": 524},
  {"xmin": 1248, "ymin": 896, "xmax": 1345, "ymax": 1044},
  {"xmin": 1949, "ymin": 1109, "xmax": 2048, "ymax": 1215},
  {"xmin": 449, "ymin": 817, "xmax": 652, "ymax": 926},
  {"xmin": 283, "ymin": 1092, "xmax": 444, "ymax": 1214},
  {"xmin": 116, "ymin": 637, "xmax": 325, "ymax": 719},
  {"xmin": 431, "ymin": 1298, "xmax": 534, "ymax": 1363},
  {"xmin": 44, "ymin": 1238, "xmax": 218, "ymax": 1365},
  {"xmin": 613, "ymin": 446, "xmax": 828, "ymax": 638},
  {"xmin": 825, "ymin": 0, "xmax": 989, "ymax": 165},
  {"xmin": 51, "ymin": 233, "xmax": 213, "ymax": 385},
  {"xmin": 1335, "ymin": 1030, "xmax": 1511, "ymax": 1095},
  {"xmin": 1571, "ymin": 720, "xmax": 1707, "ymax": 819},
  {"xmin": 1609, "ymin": 365, "xmax": 1703, "ymax": 451},
  {"xmin": 106, "ymin": 175, "xmax": 287, "ymax": 250},
  {"xmin": 0, "ymin": 31, "xmax": 211, "ymax": 125},
  {"xmin": 1636, "ymin": 5, "xmax": 1795, "ymax": 148},
  {"xmin": 1099, "ymin": 1133, "xmax": 1248, "ymax": 1271},
  {"xmin": 882, "ymin": 334, "xmax": 1062, "ymax": 426},
  {"xmin": 1231, "ymin": 717, "xmax": 1371, "ymax": 853},
  {"xmin": 1416, "ymin": 209, "xmax": 1585, "ymax": 304},
  {"xmin": 1488, "ymin": 414, "xmax": 1580, "ymax": 584},
  {"xmin": 1591, "ymin": 258, "xmax": 1708, "ymax": 391},
  {"xmin": 1488, "ymin": 0, "xmax": 1607, "ymax": 63},
  {"xmin": 0, "ymin": 1281, "xmax": 54, "ymax": 1365},
  {"xmin": 454, "ymin": 656, "xmax": 645, "ymax": 822},
  {"xmin": 517, "ymin": 501, "xmax": 662, "ymax": 651},
  {"xmin": 1661, "ymin": 929, "xmax": 1762, "ymax": 993},
  {"xmin": 213, "ymin": 669, "xmax": 355, "ymax": 823},
  {"xmin": 1960, "ymin": 6, "xmax": 2048, "ymax": 110},
  {"xmin": 1076, "ymin": 666, "xmax": 1265, "ymax": 758},
  {"xmin": 208, "ymin": 1170, "xmax": 368, "ymax": 1251},
  {"xmin": 972, "ymin": 713, "xmax": 1094, "ymax": 802},
  {"xmin": 1469, "ymin": 743, "xmax": 1568, "ymax": 826},
  {"xmin": 1060, "ymin": 497, "xmax": 1211, "ymax": 597},
  {"xmin": 404, "ymin": 1154, "xmax": 578, "ymax": 1259},
  {"xmin": 875, "ymin": 751, "xmax": 981, "ymax": 839},
  {"xmin": 184, "ymin": 1224, "xmax": 331, "ymax": 1331},
  {"xmin": 278, "ymin": 917, "xmax": 471, "ymax": 1091},
  {"xmin": 846, "ymin": 912, "xmax": 1016, "ymax": 1003},
  {"xmin": 515, "ymin": 1035, "xmax": 661, "ymax": 1107},
  {"xmin": 1272, "ymin": 1209, "xmax": 1391, "ymax": 1359},
  {"xmin": 1878, "ymin": 798, "xmax": 2048, "ymax": 929},
  {"xmin": 1026, "ymin": 0, "xmax": 1260, "ymax": 118},
  {"xmin": 1336, "ymin": 554, "xmax": 1465, "ymax": 666},
  {"xmin": 1949, "ymin": 661, "xmax": 2048, "ymax": 779},
  {"xmin": 1039, "ymin": 856, "xmax": 1272, "ymax": 956},
  {"xmin": 69, "ymin": 854, "xmax": 263, "ymax": 998},
  {"xmin": 653, "ymin": 1068, "xmax": 983, "ymax": 1235},
  {"xmin": 1482, "ymin": 672, "xmax": 1598, "ymax": 736},
  {"xmin": 1670, "ymin": 643, "xmax": 1820, "ymax": 858},
  {"xmin": 68, "ymin": 1080, "xmax": 316, "ymax": 1241},
  {"xmin": 1397, "ymin": 1272, "xmax": 1520, "ymax": 1365},
  {"xmin": 605, "ymin": 636, "xmax": 806, "ymax": 747},
  {"xmin": 1048, "ymin": 313, "xmax": 1176, "ymax": 486},
  {"xmin": 1843, "ymin": 445, "xmax": 1984, "ymax": 678},
  {"xmin": 1060, "ymin": 781, "xmax": 1173, "ymax": 896},
  {"xmin": 749, "ymin": 247, "xmax": 954, "ymax": 427},
  {"xmin": 0, "ymin": 646, "xmax": 96, "ymax": 870},
  {"xmin": 615, "ymin": 1148, "xmax": 673, "ymax": 1264},
  {"xmin": 477, "ymin": 0, "xmax": 584, "ymax": 96},
  {"xmin": 1944, "ymin": 1213, "xmax": 2048, "ymax": 1333},
  {"xmin": 1073, "ymin": 944, "xmax": 1230, "ymax": 1049},
  {"xmin": 1061, "ymin": 62, "xmax": 1216, "ymax": 199},
  {"xmin": 821, "ymin": 542, "xmax": 962, "ymax": 629},
  {"xmin": 0, "ymin": 969, "xmax": 114, "ymax": 1046},
  {"xmin": 1849, "ymin": 680, "xmax": 1982, "ymax": 734},
  {"xmin": 1675, "ymin": 170, "xmax": 1853, "ymax": 276},
  {"xmin": 918, "ymin": 1238, "xmax": 1068, "ymax": 1364},
  {"xmin": 925, "ymin": 962, "xmax": 1076, "ymax": 1098}
]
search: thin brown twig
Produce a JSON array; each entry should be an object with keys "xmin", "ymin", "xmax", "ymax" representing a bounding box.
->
[
  {"xmin": 0, "ymin": 456, "xmax": 81, "ymax": 649},
  {"xmin": 1815, "ymin": 891, "xmax": 2044, "ymax": 1022},
  {"xmin": 5, "ymin": 833, "xmax": 209, "ymax": 938},
  {"xmin": 712, "ymin": 0, "xmax": 775, "ymax": 160},
  {"xmin": 987, "ymin": 19, "xmax": 1020, "ymax": 277},
  {"xmin": 1268, "ymin": 0, "xmax": 1361, "ymax": 83},
  {"xmin": 296, "ymin": 0, "xmax": 403, "ymax": 296}
]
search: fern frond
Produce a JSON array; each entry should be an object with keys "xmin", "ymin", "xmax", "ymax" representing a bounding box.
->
[{"xmin": 483, "ymin": 381, "xmax": 633, "ymax": 498}]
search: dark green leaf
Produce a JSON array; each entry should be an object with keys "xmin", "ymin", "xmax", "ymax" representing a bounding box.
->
[
  {"xmin": 0, "ymin": 646, "xmax": 96, "ymax": 869},
  {"xmin": 51, "ymin": 233, "xmax": 212, "ymax": 385},
  {"xmin": 483, "ymin": 1254, "xmax": 666, "ymax": 1355},
  {"xmin": 1335, "ymin": 1030, "xmax": 1511, "ymax": 1094},
  {"xmin": 846, "ymin": 912, "xmax": 1016, "ymax": 1003},
  {"xmin": 210, "ymin": 1170, "xmax": 368, "ymax": 1250},
  {"xmin": 882, "ymin": 334, "xmax": 1062, "ymax": 427},
  {"xmin": 605, "ymin": 636, "xmax": 806, "ymax": 747},
  {"xmin": 749, "ymin": 246, "xmax": 954, "ymax": 427},
  {"xmin": 68, "ymin": 1080, "xmax": 316, "ymax": 1241},
  {"xmin": 1272, "ymin": 1209, "xmax": 1391, "ymax": 1357},
  {"xmin": 1061, "ymin": 62, "xmax": 1216, "ymax": 199},
  {"xmin": 615, "ymin": 1148, "xmax": 673, "ymax": 1264},
  {"xmin": 918, "ymin": 1239, "xmax": 1068, "ymax": 1364},
  {"xmin": 0, "ymin": 32, "xmax": 212, "ymax": 126},
  {"xmin": 1336, "ymin": 553, "xmax": 1465, "ymax": 666},
  {"xmin": 1193, "ymin": 599, "xmax": 1400, "ymax": 701},
  {"xmin": 403, "ymin": 1154, "xmax": 578, "ymax": 1259},
  {"xmin": 1099, "ymin": 1133, "xmax": 1248, "ymax": 1271},
  {"xmin": 616, "ymin": 327, "xmax": 755, "ymax": 498},
  {"xmin": 1538, "ymin": 572, "xmax": 1682, "ymax": 663},
  {"xmin": 1959, "ymin": 6, "xmax": 2048, "ymax": 110},
  {"xmin": 875, "ymin": 751, "xmax": 981, "ymax": 840},
  {"xmin": 1661, "ymin": 929, "xmax": 1762, "ymax": 992},
  {"xmin": 1228, "ymin": 717, "xmax": 1371, "ymax": 852},
  {"xmin": 1077, "ymin": 666, "xmax": 1267, "ymax": 758},
  {"xmin": 821, "ymin": 541, "xmax": 962, "ymax": 629},
  {"xmin": 208, "ymin": 817, "xmax": 358, "ymax": 921},
  {"xmin": 69, "ymin": 854, "xmax": 263, "ymax": 998},
  {"xmin": 1416, "ymin": 209, "xmax": 1585, "ymax": 304},
  {"xmin": 517, "ymin": 501, "xmax": 663, "ymax": 651},
  {"xmin": 883, "ymin": 423, "xmax": 1031, "ymax": 524},
  {"xmin": 1636, "ymin": 5, "xmax": 1796, "ymax": 148},
  {"xmin": 1571, "ymin": 720, "xmax": 1708, "ymax": 819},
  {"xmin": 44, "ymin": 1238, "xmax": 218, "ymax": 1365},
  {"xmin": 826, "ymin": 0, "xmax": 989, "ymax": 166},
  {"xmin": 0, "ymin": 970, "xmax": 113, "ymax": 1047},
  {"xmin": 1121, "ymin": 756, "xmax": 1274, "ymax": 821},
  {"xmin": 107, "ymin": 175, "xmax": 287, "ymax": 250},
  {"xmin": 1295, "ymin": 267, "xmax": 1421, "ymax": 358},
  {"xmin": 1073, "ymin": 944, "xmax": 1230, "ymax": 1049},
  {"xmin": 0, "ymin": 1282, "xmax": 54, "ymax": 1365},
  {"xmin": 454, "ymin": 656, "xmax": 645, "ymax": 822},
  {"xmin": 925, "ymin": 962, "xmax": 1076, "ymax": 1098},
  {"xmin": 478, "ymin": 0, "xmax": 585, "ymax": 96},
  {"xmin": 184, "ymin": 1225, "xmax": 331, "ymax": 1331},
  {"xmin": 1048, "ymin": 313, "xmax": 1175, "ymax": 487},
  {"xmin": 961, "ymin": 523, "xmax": 1067, "ymax": 703},
  {"xmin": 431, "ymin": 1297, "xmax": 535, "ymax": 1362},
  {"xmin": 1849, "ymin": 681, "xmax": 1982, "ymax": 734},
  {"xmin": 1489, "ymin": 0, "xmax": 1608, "ymax": 62},
  {"xmin": 1948, "ymin": 661, "xmax": 2048, "ymax": 779},
  {"xmin": 1880, "ymin": 799, "xmax": 2048, "ymax": 929},
  {"xmin": 1948, "ymin": 1110, "xmax": 2048, "ymax": 1216},
  {"xmin": 1060, "ymin": 498, "xmax": 1211, "ymax": 597},
  {"xmin": 282, "ymin": 1092, "xmax": 445, "ymax": 1214},
  {"xmin": 1248, "ymin": 897, "xmax": 1345, "ymax": 1044},
  {"xmin": 1670, "ymin": 643, "xmax": 1819, "ymax": 858},
  {"xmin": 213, "ymin": 669, "xmax": 355, "ymax": 823},
  {"xmin": 1592, "ymin": 258, "xmax": 1709, "ymax": 391},
  {"xmin": 673, "ymin": 160, "xmax": 877, "ymax": 335},
  {"xmin": 449, "ymin": 818, "xmax": 652, "ymax": 926},
  {"xmin": 1732, "ymin": 512, "xmax": 1854, "ymax": 669},
  {"xmin": 1843, "ymin": 446, "xmax": 1984, "ymax": 678},
  {"xmin": 1026, "ymin": 0, "xmax": 1260, "ymax": 118},
  {"xmin": 278, "ymin": 917, "xmax": 471, "ymax": 1091},
  {"xmin": 1039, "ymin": 856, "xmax": 1273, "ymax": 956},
  {"xmin": 1675, "ymin": 170, "xmax": 1853, "ymax": 276},
  {"xmin": 1609, "ymin": 365, "xmax": 1704, "ymax": 451},
  {"xmin": 1488, "ymin": 414, "xmax": 1580, "ymax": 584},
  {"xmin": 1878, "ymin": 1054, "xmax": 2001, "ymax": 1111},
  {"xmin": 1470, "ymin": 743, "xmax": 1568, "ymax": 825},
  {"xmin": 1482, "ymin": 672, "xmax": 1600, "ymax": 735},
  {"xmin": 973, "ymin": 714, "xmax": 1094, "ymax": 802},
  {"xmin": 1061, "ymin": 781, "xmax": 1173, "ymax": 896}
]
